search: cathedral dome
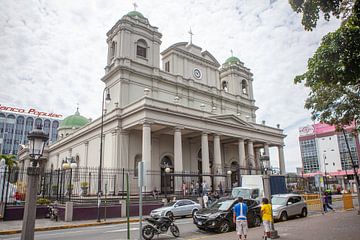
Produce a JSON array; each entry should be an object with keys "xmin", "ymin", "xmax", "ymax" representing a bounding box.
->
[
  {"xmin": 225, "ymin": 56, "xmax": 241, "ymax": 65},
  {"xmin": 59, "ymin": 109, "xmax": 89, "ymax": 129},
  {"xmin": 126, "ymin": 11, "xmax": 145, "ymax": 19}
]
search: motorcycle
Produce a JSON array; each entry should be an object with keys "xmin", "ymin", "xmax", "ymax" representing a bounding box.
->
[
  {"xmin": 142, "ymin": 216, "xmax": 180, "ymax": 240},
  {"xmin": 46, "ymin": 203, "xmax": 58, "ymax": 221}
]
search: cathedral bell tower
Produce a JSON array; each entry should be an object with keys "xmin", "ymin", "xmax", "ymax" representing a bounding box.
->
[
  {"xmin": 104, "ymin": 10, "xmax": 162, "ymax": 73},
  {"xmin": 219, "ymin": 55, "xmax": 254, "ymax": 100}
]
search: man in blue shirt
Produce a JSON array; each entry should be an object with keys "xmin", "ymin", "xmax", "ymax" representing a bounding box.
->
[{"xmin": 233, "ymin": 197, "xmax": 248, "ymax": 240}]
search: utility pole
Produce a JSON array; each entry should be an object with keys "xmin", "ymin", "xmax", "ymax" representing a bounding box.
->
[{"xmin": 342, "ymin": 128, "xmax": 360, "ymax": 214}]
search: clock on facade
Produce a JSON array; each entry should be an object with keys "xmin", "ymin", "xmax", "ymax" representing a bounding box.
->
[{"xmin": 193, "ymin": 68, "xmax": 202, "ymax": 79}]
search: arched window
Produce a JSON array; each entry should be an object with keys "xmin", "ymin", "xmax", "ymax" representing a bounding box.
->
[
  {"xmin": 35, "ymin": 118, "xmax": 42, "ymax": 129},
  {"xmin": 136, "ymin": 39, "xmax": 147, "ymax": 58},
  {"xmin": 222, "ymin": 81, "xmax": 228, "ymax": 92},
  {"xmin": 242, "ymin": 80, "xmax": 248, "ymax": 95},
  {"xmin": 110, "ymin": 41, "xmax": 116, "ymax": 59},
  {"xmin": 134, "ymin": 154, "xmax": 142, "ymax": 177}
]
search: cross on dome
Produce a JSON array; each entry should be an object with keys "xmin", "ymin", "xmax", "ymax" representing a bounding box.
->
[
  {"xmin": 188, "ymin": 27, "xmax": 194, "ymax": 44},
  {"xmin": 230, "ymin": 49, "xmax": 233, "ymax": 57},
  {"xmin": 133, "ymin": 2, "xmax": 138, "ymax": 11}
]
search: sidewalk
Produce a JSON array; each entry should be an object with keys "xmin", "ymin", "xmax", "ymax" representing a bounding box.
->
[
  {"xmin": 0, "ymin": 216, "xmax": 141, "ymax": 235},
  {"xmin": 190, "ymin": 209, "xmax": 360, "ymax": 240}
]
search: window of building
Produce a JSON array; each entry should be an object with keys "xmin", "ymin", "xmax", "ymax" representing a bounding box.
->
[
  {"xmin": 110, "ymin": 41, "xmax": 116, "ymax": 59},
  {"xmin": 136, "ymin": 39, "xmax": 147, "ymax": 58},
  {"xmin": 222, "ymin": 81, "xmax": 228, "ymax": 92},
  {"xmin": 165, "ymin": 61, "xmax": 170, "ymax": 72},
  {"xmin": 134, "ymin": 154, "xmax": 142, "ymax": 177},
  {"xmin": 241, "ymin": 80, "xmax": 248, "ymax": 94}
]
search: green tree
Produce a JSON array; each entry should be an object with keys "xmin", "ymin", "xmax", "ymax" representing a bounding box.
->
[
  {"xmin": 0, "ymin": 154, "xmax": 18, "ymax": 169},
  {"xmin": 290, "ymin": 0, "xmax": 360, "ymax": 127}
]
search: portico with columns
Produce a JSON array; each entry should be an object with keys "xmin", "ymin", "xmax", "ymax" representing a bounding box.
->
[{"xmin": 44, "ymin": 9, "xmax": 286, "ymax": 194}]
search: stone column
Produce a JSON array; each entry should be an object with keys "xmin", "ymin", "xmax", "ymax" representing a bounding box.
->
[
  {"xmin": 247, "ymin": 140, "xmax": 255, "ymax": 174},
  {"xmin": 111, "ymin": 129, "xmax": 118, "ymax": 169},
  {"xmin": 278, "ymin": 145, "xmax": 286, "ymax": 174},
  {"xmin": 201, "ymin": 133, "xmax": 211, "ymax": 185},
  {"xmin": 142, "ymin": 123, "xmax": 152, "ymax": 192},
  {"xmin": 174, "ymin": 127, "xmax": 183, "ymax": 193},
  {"xmin": 84, "ymin": 142, "xmax": 89, "ymax": 167},
  {"xmin": 213, "ymin": 134, "xmax": 222, "ymax": 190},
  {"xmin": 264, "ymin": 143, "xmax": 270, "ymax": 168},
  {"xmin": 119, "ymin": 130, "xmax": 129, "ymax": 169},
  {"xmin": 255, "ymin": 148, "xmax": 261, "ymax": 174},
  {"xmin": 56, "ymin": 153, "xmax": 60, "ymax": 169},
  {"xmin": 238, "ymin": 139, "xmax": 246, "ymax": 174}
]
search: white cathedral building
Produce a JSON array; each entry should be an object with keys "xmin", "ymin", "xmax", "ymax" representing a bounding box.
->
[{"xmin": 19, "ymin": 10, "xmax": 286, "ymax": 193}]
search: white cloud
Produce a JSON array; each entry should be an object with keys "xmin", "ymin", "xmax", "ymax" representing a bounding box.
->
[{"xmin": 0, "ymin": 0, "xmax": 340, "ymax": 172}]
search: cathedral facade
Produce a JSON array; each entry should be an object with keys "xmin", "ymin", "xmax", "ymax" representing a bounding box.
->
[{"xmin": 27, "ymin": 11, "xmax": 286, "ymax": 193}]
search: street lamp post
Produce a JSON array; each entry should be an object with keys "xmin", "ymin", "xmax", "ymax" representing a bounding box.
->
[
  {"xmin": 165, "ymin": 167, "xmax": 171, "ymax": 199},
  {"xmin": 21, "ymin": 126, "xmax": 48, "ymax": 240},
  {"xmin": 227, "ymin": 170, "xmax": 232, "ymax": 192},
  {"xmin": 62, "ymin": 157, "xmax": 77, "ymax": 201},
  {"xmin": 97, "ymin": 87, "xmax": 111, "ymax": 222},
  {"xmin": 260, "ymin": 155, "xmax": 279, "ymax": 239}
]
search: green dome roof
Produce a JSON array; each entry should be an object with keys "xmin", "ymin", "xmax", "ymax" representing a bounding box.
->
[
  {"xmin": 126, "ymin": 11, "xmax": 145, "ymax": 19},
  {"xmin": 225, "ymin": 56, "xmax": 241, "ymax": 65},
  {"xmin": 59, "ymin": 109, "xmax": 89, "ymax": 129}
]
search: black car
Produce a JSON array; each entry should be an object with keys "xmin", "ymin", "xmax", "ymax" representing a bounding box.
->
[{"xmin": 193, "ymin": 197, "xmax": 261, "ymax": 233}]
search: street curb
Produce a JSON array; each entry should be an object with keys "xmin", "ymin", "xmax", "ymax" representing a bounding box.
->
[{"xmin": 0, "ymin": 218, "xmax": 140, "ymax": 235}]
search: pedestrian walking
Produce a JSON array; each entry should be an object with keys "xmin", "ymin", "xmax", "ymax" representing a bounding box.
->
[
  {"xmin": 323, "ymin": 192, "xmax": 335, "ymax": 212},
  {"xmin": 218, "ymin": 182, "xmax": 223, "ymax": 196},
  {"xmin": 233, "ymin": 197, "xmax": 248, "ymax": 240},
  {"xmin": 203, "ymin": 193, "xmax": 209, "ymax": 208},
  {"xmin": 182, "ymin": 181, "xmax": 187, "ymax": 196},
  {"xmin": 190, "ymin": 180, "xmax": 194, "ymax": 196},
  {"xmin": 261, "ymin": 198, "xmax": 272, "ymax": 240}
]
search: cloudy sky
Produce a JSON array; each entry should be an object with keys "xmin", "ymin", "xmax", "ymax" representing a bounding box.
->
[{"xmin": 0, "ymin": 0, "xmax": 340, "ymax": 172}]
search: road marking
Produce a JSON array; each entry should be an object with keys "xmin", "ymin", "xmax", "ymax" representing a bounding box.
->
[{"xmin": 106, "ymin": 227, "xmax": 139, "ymax": 233}]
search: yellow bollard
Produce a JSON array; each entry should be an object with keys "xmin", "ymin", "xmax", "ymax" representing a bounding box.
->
[{"xmin": 343, "ymin": 193, "xmax": 354, "ymax": 210}]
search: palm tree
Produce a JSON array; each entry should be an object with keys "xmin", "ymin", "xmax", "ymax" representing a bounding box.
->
[{"xmin": 0, "ymin": 154, "xmax": 18, "ymax": 169}]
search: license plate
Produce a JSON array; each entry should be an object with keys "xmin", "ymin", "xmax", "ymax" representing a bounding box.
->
[{"xmin": 198, "ymin": 221, "xmax": 202, "ymax": 225}]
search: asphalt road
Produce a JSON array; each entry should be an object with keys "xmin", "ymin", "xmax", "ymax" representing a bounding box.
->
[
  {"xmin": 0, "ymin": 218, "xmax": 200, "ymax": 240},
  {"xmin": 0, "ymin": 210, "xmax": 340, "ymax": 240},
  {"xmin": 0, "ymin": 199, "xmax": 357, "ymax": 240}
]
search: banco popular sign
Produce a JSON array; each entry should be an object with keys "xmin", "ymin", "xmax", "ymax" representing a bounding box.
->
[{"xmin": 0, "ymin": 104, "xmax": 63, "ymax": 119}]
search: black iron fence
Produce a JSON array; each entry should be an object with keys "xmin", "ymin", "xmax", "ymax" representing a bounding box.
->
[{"xmin": 0, "ymin": 167, "xmax": 233, "ymax": 205}]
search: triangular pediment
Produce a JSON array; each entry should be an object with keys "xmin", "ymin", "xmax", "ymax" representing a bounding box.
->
[{"xmin": 209, "ymin": 114, "xmax": 254, "ymax": 128}]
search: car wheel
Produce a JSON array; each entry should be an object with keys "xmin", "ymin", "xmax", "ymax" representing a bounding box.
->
[
  {"xmin": 280, "ymin": 211, "xmax": 288, "ymax": 221},
  {"xmin": 218, "ymin": 220, "xmax": 230, "ymax": 233},
  {"xmin": 301, "ymin": 208, "xmax": 307, "ymax": 218},
  {"xmin": 166, "ymin": 211, "xmax": 174, "ymax": 219},
  {"xmin": 192, "ymin": 209, "xmax": 198, "ymax": 218}
]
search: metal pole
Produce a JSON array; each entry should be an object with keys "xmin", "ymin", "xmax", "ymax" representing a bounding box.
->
[
  {"xmin": 126, "ymin": 172, "xmax": 130, "ymax": 240},
  {"xmin": 122, "ymin": 168, "xmax": 125, "ymax": 199},
  {"xmin": 21, "ymin": 162, "xmax": 40, "ymax": 240},
  {"xmin": 138, "ymin": 162, "xmax": 143, "ymax": 240},
  {"xmin": 342, "ymin": 128, "xmax": 360, "ymax": 214},
  {"xmin": 69, "ymin": 168, "xmax": 72, "ymax": 202},
  {"xmin": 113, "ymin": 174, "xmax": 116, "ymax": 196},
  {"xmin": 56, "ymin": 169, "xmax": 60, "ymax": 201},
  {"xmin": 98, "ymin": 87, "xmax": 107, "ymax": 222},
  {"xmin": 104, "ymin": 183, "xmax": 107, "ymax": 222},
  {"xmin": 49, "ymin": 168, "xmax": 53, "ymax": 199}
]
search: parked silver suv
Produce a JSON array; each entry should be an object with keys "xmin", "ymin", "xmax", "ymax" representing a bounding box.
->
[
  {"xmin": 150, "ymin": 199, "xmax": 202, "ymax": 218},
  {"xmin": 272, "ymin": 194, "xmax": 307, "ymax": 221}
]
